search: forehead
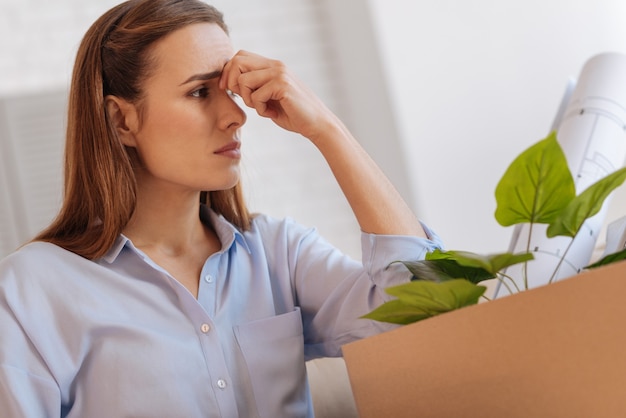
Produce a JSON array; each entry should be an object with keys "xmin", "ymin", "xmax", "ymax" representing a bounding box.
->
[{"xmin": 148, "ymin": 23, "xmax": 233, "ymax": 81}]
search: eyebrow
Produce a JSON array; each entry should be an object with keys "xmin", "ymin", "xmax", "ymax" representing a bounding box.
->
[{"xmin": 179, "ymin": 70, "xmax": 222, "ymax": 86}]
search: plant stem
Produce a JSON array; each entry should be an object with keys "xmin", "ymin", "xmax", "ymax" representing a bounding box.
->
[
  {"xmin": 523, "ymin": 223, "xmax": 535, "ymax": 290},
  {"xmin": 548, "ymin": 237, "xmax": 576, "ymax": 284},
  {"xmin": 501, "ymin": 274, "xmax": 520, "ymax": 293},
  {"xmin": 496, "ymin": 273, "xmax": 520, "ymax": 295}
]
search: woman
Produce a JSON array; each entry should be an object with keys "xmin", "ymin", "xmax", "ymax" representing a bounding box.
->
[{"xmin": 0, "ymin": 0, "xmax": 442, "ymax": 416}]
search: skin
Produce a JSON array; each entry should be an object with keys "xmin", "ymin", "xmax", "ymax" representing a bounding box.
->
[{"xmin": 106, "ymin": 22, "xmax": 425, "ymax": 297}]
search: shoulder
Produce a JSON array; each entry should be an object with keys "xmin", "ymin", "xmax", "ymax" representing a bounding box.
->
[
  {"xmin": 208, "ymin": 208, "xmax": 318, "ymax": 250},
  {"xmin": 2, "ymin": 240, "xmax": 82, "ymax": 265},
  {"xmin": 247, "ymin": 213, "xmax": 318, "ymax": 244},
  {"xmin": 249, "ymin": 213, "xmax": 315, "ymax": 232},
  {"xmin": 0, "ymin": 241, "xmax": 90, "ymax": 288},
  {"xmin": 244, "ymin": 214, "xmax": 342, "ymax": 266}
]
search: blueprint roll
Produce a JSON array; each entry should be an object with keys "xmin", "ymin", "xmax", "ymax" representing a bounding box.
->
[{"xmin": 495, "ymin": 52, "xmax": 626, "ymax": 298}]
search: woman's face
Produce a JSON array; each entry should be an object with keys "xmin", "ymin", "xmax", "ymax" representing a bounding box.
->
[{"xmin": 128, "ymin": 23, "xmax": 246, "ymax": 196}]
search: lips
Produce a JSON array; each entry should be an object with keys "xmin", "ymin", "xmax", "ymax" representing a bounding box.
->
[{"xmin": 214, "ymin": 141, "xmax": 241, "ymax": 159}]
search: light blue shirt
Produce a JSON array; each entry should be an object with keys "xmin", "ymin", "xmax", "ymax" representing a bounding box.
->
[{"xmin": 0, "ymin": 207, "xmax": 442, "ymax": 417}]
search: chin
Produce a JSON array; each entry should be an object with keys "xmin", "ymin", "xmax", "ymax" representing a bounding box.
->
[{"xmin": 210, "ymin": 175, "xmax": 240, "ymax": 191}]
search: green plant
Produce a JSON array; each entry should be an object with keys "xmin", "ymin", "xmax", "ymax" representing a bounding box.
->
[{"xmin": 364, "ymin": 131, "xmax": 626, "ymax": 325}]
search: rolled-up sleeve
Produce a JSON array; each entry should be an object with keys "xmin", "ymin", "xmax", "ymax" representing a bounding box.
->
[{"xmin": 361, "ymin": 222, "xmax": 444, "ymax": 289}]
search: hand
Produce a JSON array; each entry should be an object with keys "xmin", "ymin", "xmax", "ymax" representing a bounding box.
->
[{"xmin": 219, "ymin": 50, "xmax": 335, "ymax": 141}]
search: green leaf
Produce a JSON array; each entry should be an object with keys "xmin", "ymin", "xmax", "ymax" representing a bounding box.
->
[
  {"xmin": 360, "ymin": 299, "xmax": 436, "ymax": 325},
  {"xmin": 361, "ymin": 279, "xmax": 486, "ymax": 325},
  {"xmin": 392, "ymin": 250, "xmax": 533, "ymax": 284},
  {"xmin": 585, "ymin": 247, "xmax": 626, "ymax": 269},
  {"xmin": 394, "ymin": 259, "xmax": 494, "ymax": 284},
  {"xmin": 547, "ymin": 167, "xmax": 626, "ymax": 238},
  {"xmin": 494, "ymin": 131, "xmax": 575, "ymax": 226},
  {"xmin": 427, "ymin": 249, "xmax": 534, "ymax": 275}
]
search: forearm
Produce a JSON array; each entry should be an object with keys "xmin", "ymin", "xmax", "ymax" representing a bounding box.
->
[{"xmin": 308, "ymin": 115, "xmax": 426, "ymax": 237}]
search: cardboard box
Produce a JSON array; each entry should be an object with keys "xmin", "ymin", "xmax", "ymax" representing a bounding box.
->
[{"xmin": 342, "ymin": 260, "xmax": 626, "ymax": 418}]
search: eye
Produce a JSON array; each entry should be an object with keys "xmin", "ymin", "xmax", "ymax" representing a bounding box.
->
[{"xmin": 189, "ymin": 86, "xmax": 210, "ymax": 98}]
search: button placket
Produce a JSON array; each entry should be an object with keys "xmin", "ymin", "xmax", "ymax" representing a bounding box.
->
[{"xmin": 198, "ymin": 259, "xmax": 218, "ymax": 316}]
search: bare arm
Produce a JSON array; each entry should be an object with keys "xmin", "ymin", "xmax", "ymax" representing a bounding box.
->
[
  {"xmin": 308, "ymin": 116, "xmax": 425, "ymax": 236},
  {"xmin": 221, "ymin": 51, "xmax": 426, "ymax": 237}
]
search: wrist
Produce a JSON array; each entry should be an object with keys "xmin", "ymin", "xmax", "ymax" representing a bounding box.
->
[{"xmin": 306, "ymin": 114, "xmax": 351, "ymax": 149}]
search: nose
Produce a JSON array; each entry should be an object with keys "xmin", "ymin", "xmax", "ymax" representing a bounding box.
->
[{"xmin": 218, "ymin": 89, "xmax": 247, "ymax": 130}]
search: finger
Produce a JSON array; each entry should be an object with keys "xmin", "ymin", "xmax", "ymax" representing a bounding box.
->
[
  {"xmin": 249, "ymin": 82, "xmax": 284, "ymax": 119},
  {"xmin": 219, "ymin": 59, "xmax": 242, "ymax": 95},
  {"xmin": 236, "ymin": 67, "xmax": 285, "ymax": 109},
  {"xmin": 247, "ymin": 70, "xmax": 292, "ymax": 103},
  {"xmin": 219, "ymin": 50, "xmax": 252, "ymax": 85},
  {"xmin": 221, "ymin": 60, "xmax": 258, "ymax": 105},
  {"xmin": 221, "ymin": 51, "xmax": 284, "ymax": 93},
  {"xmin": 220, "ymin": 51, "xmax": 269, "ymax": 92},
  {"xmin": 220, "ymin": 52, "xmax": 296, "ymax": 121}
]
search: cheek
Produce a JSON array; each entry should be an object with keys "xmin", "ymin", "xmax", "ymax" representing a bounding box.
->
[
  {"xmin": 133, "ymin": 95, "xmax": 219, "ymax": 155},
  {"xmin": 145, "ymin": 101, "xmax": 216, "ymax": 136},
  {"xmin": 143, "ymin": 105, "xmax": 186, "ymax": 133},
  {"xmin": 134, "ymin": 110, "xmax": 212, "ymax": 165}
]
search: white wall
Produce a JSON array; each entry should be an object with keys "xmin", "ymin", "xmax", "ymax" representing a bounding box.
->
[
  {"xmin": 365, "ymin": 0, "xmax": 626, "ymax": 254},
  {"xmin": 0, "ymin": 1, "xmax": 121, "ymax": 95}
]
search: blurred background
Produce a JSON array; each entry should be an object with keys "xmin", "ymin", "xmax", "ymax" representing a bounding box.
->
[{"xmin": 1, "ymin": 0, "xmax": 626, "ymax": 263}]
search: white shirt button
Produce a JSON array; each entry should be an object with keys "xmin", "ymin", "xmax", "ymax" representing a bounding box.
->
[
  {"xmin": 200, "ymin": 323, "xmax": 210, "ymax": 333},
  {"xmin": 204, "ymin": 274, "xmax": 214, "ymax": 283},
  {"xmin": 217, "ymin": 379, "xmax": 227, "ymax": 389}
]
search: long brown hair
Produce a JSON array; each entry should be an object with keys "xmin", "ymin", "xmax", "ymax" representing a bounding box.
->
[{"xmin": 35, "ymin": 0, "xmax": 251, "ymax": 260}]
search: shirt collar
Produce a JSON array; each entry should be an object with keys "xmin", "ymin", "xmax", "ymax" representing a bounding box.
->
[
  {"xmin": 202, "ymin": 205, "xmax": 251, "ymax": 255},
  {"xmin": 100, "ymin": 205, "xmax": 251, "ymax": 264},
  {"xmin": 101, "ymin": 235, "xmax": 130, "ymax": 264}
]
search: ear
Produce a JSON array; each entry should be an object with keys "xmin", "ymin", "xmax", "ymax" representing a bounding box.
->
[{"xmin": 105, "ymin": 95, "xmax": 140, "ymax": 147}]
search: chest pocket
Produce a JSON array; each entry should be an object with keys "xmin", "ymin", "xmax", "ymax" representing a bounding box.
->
[{"xmin": 234, "ymin": 307, "xmax": 307, "ymax": 418}]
